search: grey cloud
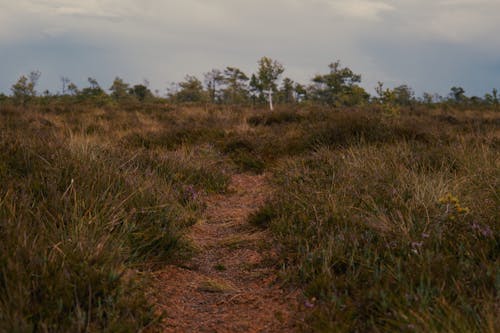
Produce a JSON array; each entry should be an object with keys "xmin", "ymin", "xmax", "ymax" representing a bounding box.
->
[{"xmin": 0, "ymin": 0, "xmax": 499, "ymax": 96}]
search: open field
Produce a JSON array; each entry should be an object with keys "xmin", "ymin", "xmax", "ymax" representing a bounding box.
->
[{"xmin": 0, "ymin": 102, "xmax": 498, "ymax": 332}]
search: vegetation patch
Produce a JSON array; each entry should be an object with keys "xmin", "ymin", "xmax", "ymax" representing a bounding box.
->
[
  {"xmin": 1, "ymin": 88, "xmax": 498, "ymax": 331},
  {"xmin": 247, "ymin": 109, "xmax": 303, "ymax": 126},
  {"xmin": 265, "ymin": 140, "xmax": 499, "ymax": 332}
]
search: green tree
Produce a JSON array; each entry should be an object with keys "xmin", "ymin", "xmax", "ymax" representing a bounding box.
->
[
  {"xmin": 109, "ymin": 77, "xmax": 130, "ymax": 100},
  {"xmin": 278, "ymin": 77, "xmax": 295, "ymax": 104},
  {"xmin": 67, "ymin": 82, "xmax": 79, "ymax": 95},
  {"xmin": 375, "ymin": 81, "xmax": 386, "ymax": 102},
  {"xmin": 450, "ymin": 86, "xmax": 467, "ymax": 103},
  {"xmin": 375, "ymin": 82, "xmax": 414, "ymax": 106},
  {"xmin": 310, "ymin": 61, "xmax": 363, "ymax": 106},
  {"xmin": 294, "ymin": 83, "xmax": 307, "ymax": 102},
  {"xmin": 204, "ymin": 69, "xmax": 224, "ymax": 103},
  {"xmin": 11, "ymin": 70, "xmax": 41, "ymax": 106},
  {"xmin": 172, "ymin": 75, "xmax": 206, "ymax": 103},
  {"xmin": 249, "ymin": 74, "xmax": 265, "ymax": 106},
  {"xmin": 257, "ymin": 56, "xmax": 285, "ymax": 110},
  {"xmin": 128, "ymin": 84, "xmax": 152, "ymax": 102},
  {"xmin": 422, "ymin": 92, "xmax": 434, "ymax": 104},
  {"xmin": 80, "ymin": 77, "xmax": 105, "ymax": 97},
  {"xmin": 221, "ymin": 67, "xmax": 249, "ymax": 105},
  {"xmin": 393, "ymin": 84, "xmax": 415, "ymax": 106},
  {"xmin": 11, "ymin": 76, "xmax": 31, "ymax": 106},
  {"xmin": 340, "ymin": 85, "xmax": 370, "ymax": 106},
  {"xmin": 485, "ymin": 88, "xmax": 499, "ymax": 109}
]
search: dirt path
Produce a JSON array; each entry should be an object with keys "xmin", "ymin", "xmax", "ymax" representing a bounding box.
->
[{"xmin": 152, "ymin": 174, "xmax": 303, "ymax": 332}]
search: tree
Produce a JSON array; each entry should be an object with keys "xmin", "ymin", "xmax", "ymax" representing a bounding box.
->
[
  {"xmin": 257, "ymin": 57, "xmax": 285, "ymax": 110},
  {"xmin": 80, "ymin": 77, "xmax": 105, "ymax": 97},
  {"xmin": 450, "ymin": 86, "xmax": 466, "ymax": 103},
  {"xmin": 88, "ymin": 77, "xmax": 100, "ymax": 90},
  {"xmin": 374, "ymin": 82, "xmax": 415, "ymax": 107},
  {"xmin": 109, "ymin": 77, "xmax": 130, "ymax": 100},
  {"xmin": 11, "ymin": 70, "xmax": 41, "ymax": 106},
  {"xmin": 204, "ymin": 69, "xmax": 224, "ymax": 103},
  {"xmin": 60, "ymin": 76, "xmax": 70, "ymax": 95},
  {"xmin": 294, "ymin": 83, "xmax": 307, "ymax": 102},
  {"xmin": 128, "ymin": 84, "xmax": 152, "ymax": 102},
  {"xmin": 340, "ymin": 85, "xmax": 370, "ymax": 106},
  {"xmin": 221, "ymin": 67, "xmax": 249, "ymax": 105},
  {"xmin": 11, "ymin": 76, "xmax": 30, "ymax": 106},
  {"xmin": 172, "ymin": 75, "xmax": 206, "ymax": 103},
  {"xmin": 278, "ymin": 77, "xmax": 295, "ymax": 104},
  {"xmin": 374, "ymin": 81, "xmax": 387, "ymax": 103},
  {"xmin": 469, "ymin": 96, "xmax": 482, "ymax": 105},
  {"xmin": 249, "ymin": 74, "xmax": 264, "ymax": 106},
  {"xmin": 422, "ymin": 92, "xmax": 434, "ymax": 104},
  {"xmin": 310, "ymin": 61, "xmax": 363, "ymax": 106},
  {"xmin": 393, "ymin": 84, "xmax": 415, "ymax": 106},
  {"xmin": 28, "ymin": 71, "xmax": 41, "ymax": 96},
  {"xmin": 67, "ymin": 82, "xmax": 79, "ymax": 95},
  {"xmin": 486, "ymin": 88, "xmax": 499, "ymax": 108}
]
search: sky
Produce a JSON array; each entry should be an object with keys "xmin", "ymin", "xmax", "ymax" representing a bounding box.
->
[{"xmin": 1, "ymin": 0, "xmax": 499, "ymax": 97}]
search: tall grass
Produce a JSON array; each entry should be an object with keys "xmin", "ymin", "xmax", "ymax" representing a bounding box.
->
[
  {"xmin": 259, "ymin": 122, "xmax": 499, "ymax": 331},
  {"xmin": 1, "ymin": 102, "xmax": 498, "ymax": 331},
  {"xmin": 0, "ymin": 106, "xmax": 230, "ymax": 331}
]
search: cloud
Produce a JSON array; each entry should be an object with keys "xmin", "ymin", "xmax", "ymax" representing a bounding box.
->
[
  {"xmin": 0, "ymin": 0, "xmax": 499, "ymax": 96},
  {"xmin": 325, "ymin": 0, "xmax": 395, "ymax": 20}
]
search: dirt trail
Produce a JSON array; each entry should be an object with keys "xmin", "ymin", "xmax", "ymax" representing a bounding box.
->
[{"xmin": 153, "ymin": 174, "xmax": 303, "ymax": 332}]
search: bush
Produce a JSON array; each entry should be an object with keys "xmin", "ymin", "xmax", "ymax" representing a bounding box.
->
[
  {"xmin": 221, "ymin": 137, "xmax": 265, "ymax": 173},
  {"xmin": 247, "ymin": 109, "xmax": 303, "ymax": 126}
]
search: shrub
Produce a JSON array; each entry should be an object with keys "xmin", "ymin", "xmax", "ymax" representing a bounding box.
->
[
  {"xmin": 247, "ymin": 109, "xmax": 303, "ymax": 126},
  {"xmin": 221, "ymin": 137, "xmax": 265, "ymax": 173}
]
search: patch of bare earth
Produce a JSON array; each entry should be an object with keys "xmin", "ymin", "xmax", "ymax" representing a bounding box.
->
[{"xmin": 152, "ymin": 174, "xmax": 304, "ymax": 332}]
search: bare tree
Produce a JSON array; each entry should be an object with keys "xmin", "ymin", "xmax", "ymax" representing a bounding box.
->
[{"xmin": 60, "ymin": 76, "xmax": 70, "ymax": 95}]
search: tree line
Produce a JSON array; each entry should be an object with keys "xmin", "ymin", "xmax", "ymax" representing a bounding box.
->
[{"xmin": 2, "ymin": 56, "xmax": 499, "ymax": 110}]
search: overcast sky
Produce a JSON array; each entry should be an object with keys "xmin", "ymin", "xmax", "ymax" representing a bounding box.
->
[{"xmin": 1, "ymin": 0, "xmax": 499, "ymax": 97}]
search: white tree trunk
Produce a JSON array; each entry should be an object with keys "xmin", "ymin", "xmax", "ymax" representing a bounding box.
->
[{"xmin": 268, "ymin": 90, "xmax": 274, "ymax": 111}]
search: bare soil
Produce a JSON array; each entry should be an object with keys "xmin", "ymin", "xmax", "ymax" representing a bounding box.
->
[{"xmin": 152, "ymin": 174, "xmax": 304, "ymax": 332}]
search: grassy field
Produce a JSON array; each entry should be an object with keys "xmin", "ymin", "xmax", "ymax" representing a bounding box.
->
[
  {"xmin": 0, "ymin": 102, "xmax": 498, "ymax": 331},
  {"xmin": 251, "ymin": 107, "xmax": 499, "ymax": 332}
]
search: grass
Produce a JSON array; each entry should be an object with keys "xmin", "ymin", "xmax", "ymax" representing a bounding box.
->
[
  {"xmin": 197, "ymin": 279, "xmax": 238, "ymax": 294},
  {"xmin": 0, "ymin": 101, "xmax": 498, "ymax": 331},
  {"xmin": 0, "ymin": 105, "xmax": 230, "ymax": 331},
  {"xmin": 256, "ymin": 114, "xmax": 499, "ymax": 331}
]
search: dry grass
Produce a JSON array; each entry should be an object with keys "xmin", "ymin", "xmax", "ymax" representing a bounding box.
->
[
  {"xmin": 0, "ymin": 105, "xmax": 231, "ymax": 331},
  {"xmin": 1, "ymin": 101, "xmax": 498, "ymax": 331},
  {"xmin": 257, "ymin": 111, "xmax": 499, "ymax": 331}
]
